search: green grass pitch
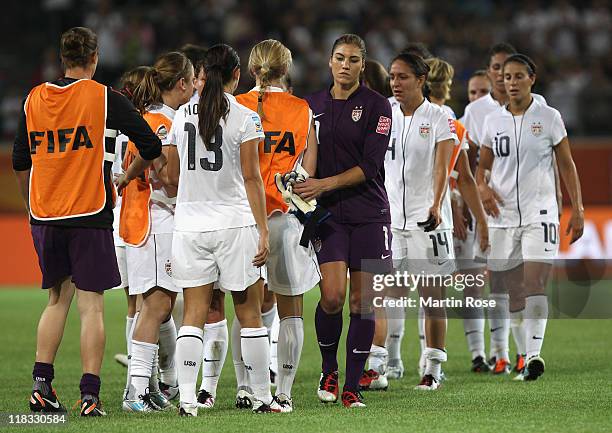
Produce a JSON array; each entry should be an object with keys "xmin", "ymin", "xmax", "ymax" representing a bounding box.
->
[{"xmin": 0, "ymin": 288, "xmax": 610, "ymax": 433}]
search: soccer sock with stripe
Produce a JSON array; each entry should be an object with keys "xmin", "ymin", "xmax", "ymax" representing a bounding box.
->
[
  {"xmin": 241, "ymin": 327, "xmax": 272, "ymax": 405},
  {"xmin": 315, "ymin": 303, "xmax": 343, "ymax": 373},
  {"xmin": 385, "ymin": 297, "xmax": 405, "ymax": 363},
  {"xmin": 200, "ymin": 319, "xmax": 228, "ymax": 397},
  {"xmin": 129, "ymin": 340, "xmax": 157, "ymax": 399},
  {"xmin": 276, "ymin": 316, "xmax": 304, "ymax": 398},
  {"xmin": 158, "ymin": 316, "xmax": 178, "ymax": 386},
  {"xmin": 344, "ymin": 313, "xmax": 375, "ymax": 392},
  {"xmin": 524, "ymin": 295, "xmax": 548, "ymax": 359},
  {"xmin": 423, "ymin": 347, "xmax": 447, "ymax": 382},
  {"xmin": 510, "ymin": 309, "xmax": 526, "ymax": 356},
  {"xmin": 231, "ymin": 315, "xmax": 250, "ymax": 391},
  {"xmin": 488, "ymin": 293, "xmax": 510, "ymax": 361},
  {"xmin": 176, "ymin": 326, "xmax": 204, "ymax": 405},
  {"xmin": 463, "ymin": 306, "xmax": 486, "ymax": 360},
  {"xmin": 149, "ymin": 348, "xmax": 161, "ymax": 393},
  {"xmin": 270, "ymin": 309, "xmax": 280, "ymax": 376}
]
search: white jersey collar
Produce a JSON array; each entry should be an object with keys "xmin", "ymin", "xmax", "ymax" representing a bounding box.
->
[
  {"xmin": 148, "ymin": 103, "xmax": 176, "ymax": 120},
  {"xmin": 250, "ymin": 86, "xmax": 285, "ymax": 93}
]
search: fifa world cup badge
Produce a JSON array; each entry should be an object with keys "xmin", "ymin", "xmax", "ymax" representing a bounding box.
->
[
  {"xmin": 531, "ymin": 122, "xmax": 543, "ymax": 137},
  {"xmin": 352, "ymin": 106, "xmax": 363, "ymax": 122}
]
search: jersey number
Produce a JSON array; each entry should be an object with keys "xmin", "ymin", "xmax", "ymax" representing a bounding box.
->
[
  {"xmin": 429, "ymin": 232, "xmax": 450, "ymax": 257},
  {"xmin": 494, "ymin": 135, "xmax": 510, "ymax": 157},
  {"xmin": 541, "ymin": 222, "xmax": 558, "ymax": 244},
  {"xmin": 186, "ymin": 123, "xmax": 223, "ymax": 171}
]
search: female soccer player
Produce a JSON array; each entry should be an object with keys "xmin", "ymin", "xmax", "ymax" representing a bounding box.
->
[
  {"xmin": 168, "ymin": 44, "xmax": 275, "ymax": 415},
  {"xmin": 294, "ymin": 34, "xmax": 392, "ymax": 408},
  {"xmin": 425, "ymin": 57, "xmax": 490, "ymax": 373},
  {"xmin": 385, "ymin": 53, "xmax": 457, "ymax": 390},
  {"xmin": 120, "ymin": 51, "xmax": 194, "ymax": 412},
  {"xmin": 467, "ymin": 70, "xmax": 492, "ymax": 105},
  {"xmin": 477, "ymin": 54, "xmax": 584, "ymax": 381},
  {"xmin": 13, "ymin": 27, "xmax": 162, "ymax": 416},
  {"xmin": 235, "ymin": 39, "xmax": 320, "ymax": 412}
]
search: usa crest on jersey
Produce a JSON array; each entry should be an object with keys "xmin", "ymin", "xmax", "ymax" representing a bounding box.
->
[
  {"xmin": 419, "ymin": 123, "xmax": 431, "ymax": 138},
  {"xmin": 531, "ymin": 122, "xmax": 543, "ymax": 137},
  {"xmin": 352, "ymin": 106, "xmax": 363, "ymax": 122}
]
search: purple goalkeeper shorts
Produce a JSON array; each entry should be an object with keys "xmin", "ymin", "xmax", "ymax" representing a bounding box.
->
[
  {"xmin": 30, "ymin": 225, "xmax": 121, "ymax": 292},
  {"xmin": 313, "ymin": 218, "xmax": 393, "ymax": 273}
]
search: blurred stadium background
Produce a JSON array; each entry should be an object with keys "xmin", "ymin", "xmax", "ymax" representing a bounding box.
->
[{"xmin": 1, "ymin": 0, "xmax": 611, "ymax": 285}]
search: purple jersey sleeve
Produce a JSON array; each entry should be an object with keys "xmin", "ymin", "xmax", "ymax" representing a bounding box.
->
[{"xmin": 358, "ymin": 98, "xmax": 392, "ymax": 180}]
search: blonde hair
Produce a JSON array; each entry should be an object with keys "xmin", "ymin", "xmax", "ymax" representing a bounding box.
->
[
  {"xmin": 248, "ymin": 39, "xmax": 292, "ymax": 119},
  {"xmin": 425, "ymin": 57, "xmax": 454, "ymax": 101}
]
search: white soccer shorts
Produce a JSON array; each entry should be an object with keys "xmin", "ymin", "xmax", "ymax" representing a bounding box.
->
[
  {"xmin": 454, "ymin": 227, "xmax": 485, "ymax": 271},
  {"xmin": 266, "ymin": 213, "xmax": 320, "ymax": 296},
  {"xmin": 488, "ymin": 223, "xmax": 559, "ymax": 272},
  {"xmin": 110, "ymin": 245, "xmax": 129, "ymax": 290},
  {"xmin": 126, "ymin": 233, "xmax": 180, "ymax": 295},
  {"xmin": 172, "ymin": 226, "xmax": 261, "ymax": 291},
  {"xmin": 392, "ymin": 228, "xmax": 456, "ymax": 276}
]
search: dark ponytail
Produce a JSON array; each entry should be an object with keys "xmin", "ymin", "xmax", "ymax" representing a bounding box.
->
[{"xmin": 198, "ymin": 44, "xmax": 240, "ymax": 148}]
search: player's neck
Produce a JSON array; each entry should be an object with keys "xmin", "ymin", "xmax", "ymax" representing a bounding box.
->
[
  {"xmin": 162, "ymin": 92, "xmax": 182, "ymax": 111},
  {"xmin": 491, "ymin": 88, "xmax": 508, "ymax": 105},
  {"xmin": 64, "ymin": 66, "xmax": 94, "ymax": 80},
  {"xmin": 256, "ymin": 78, "xmax": 284, "ymax": 90},
  {"xmin": 508, "ymin": 95, "xmax": 533, "ymax": 116},
  {"xmin": 429, "ymin": 96, "xmax": 445, "ymax": 107},
  {"xmin": 400, "ymin": 95, "xmax": 425, "ymax": 116},
  {"xmin": 331, "ymin": 81, "xmax": 359, "ymax": 100}
]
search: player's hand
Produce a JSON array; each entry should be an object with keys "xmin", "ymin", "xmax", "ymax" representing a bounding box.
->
[
  {"xmin": 479, "ymin": 184, "xmax": 503, "ymax": 218},
  {"xmin": 293, "ymin": 178, "xmax": 327, "ymax": 202},
  {"xmin": 566, "ymin": 209, "xmax": 584, "ymax": 244},
  {"xmin": 476, "ymin": 220, "xmax": 490, "ymax": 254},
  {"xmin": 114, "ymin": 172, "xmax": 131, "ymax": 196},
  {"xmin": 451, "ymin": 199, "xmax": 467, "ymax": 241},
  {"xmin": 418, "ymin": 206, "xmax": 441, "ymax": 232},
  {"xmin": 253, "ymin": 229, "xmax": 270, "ymax": 267}
]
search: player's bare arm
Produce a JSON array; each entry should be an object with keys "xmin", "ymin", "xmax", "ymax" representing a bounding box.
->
[
  {"xmin": 455, "ymin": 149, "xmax": 490, "ymax": 252},
  {"xmin": 301, "ymin": 118, "xmax": 318, "ymax": 177},
  {"xmin": 240, "ymin": 137, "xmax": 269, "ymax": 267},
  {"xmin": 115, "ymin": 154, "xmax": 155, "ymax": 195},
  {"xmin": 553, "ymin": 136, "xmax": 584, "ymax": 244},
  {"xmin": 293, "ymin": 166, "xmax": 366, "ymax": 202},
  {"xmin": 428, "ymin": 138, "xmax": 454, "ymax": 227},
  {"xmin": 14, "ymin": 169, "xmax": 30, "ymax": 214},
  {"xmin": 476, "ymin": 146, "xmax": 503, "ymax": 217}
]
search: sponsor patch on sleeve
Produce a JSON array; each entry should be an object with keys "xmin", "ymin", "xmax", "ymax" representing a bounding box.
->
[
  {"xmin": 376, "ymin": 116, "xmax": 391, "ymax": 136},
  {"xmin": 252, "ymin": 114, "xmax": 263, "ymax": 133},
  {"xmin": 448, "ymin": 118, "xmax": 456, "ymax": 134},
  {"xmin": 156, "ymin": 124, "xmax": 168, "ymax": 140}
]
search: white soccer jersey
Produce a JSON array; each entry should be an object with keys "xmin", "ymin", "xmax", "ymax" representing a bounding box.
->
[
  {"xmin": 172, "ymin": 93, "xmax": 265, "ymax": 232},
  {"xmin": 385, "ymin": 98, "xmax": 459, "ymax": 231},
  {"xmin": 112, "ymin": 132, "xmax": 129, "ymax": 245},
  {"xmin": 463, "ymin": 92, "xmax": 547, "ymax": 147},
  {"xmin": 481, "ymin": 97, "xmax": 567, "ymax": 228}
]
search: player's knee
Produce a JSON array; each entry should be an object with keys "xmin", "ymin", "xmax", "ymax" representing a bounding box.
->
[{"xmin": 320, "ymin": 294, "xmax": 345, "ymax": 314}]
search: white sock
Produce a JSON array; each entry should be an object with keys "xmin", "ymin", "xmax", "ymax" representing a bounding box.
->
[
  {"xmin": 124, "ymin": 314, "xmax": 136, "ymax": 399},
  {"xmin": 129, "ymin": 339, "xmax": 157, "ymax": 399},
  {"xmin": 368, "ymin": 344, "xmax": 388, "ymax": 374},
  {"xmin": 200, "ymin": 319, "xmax": 229, "ymax": 397},
  {"xmin": 423, "ymin": 347, "xmax": 447, "ymax": 381},
  {"xmin": 463, "ymin": 307, "xmax": 486, "ymax": 359},
  {"xmin": 385, "ymin": 297, "xmax": 405, "ymax": 362},
  {"xmin": 173, "ymin": 294, "xmax": 184, "ymax": 329},
  {"xmin": 176, "ymin": 326, "xmax": 204, "ymax": 405},
  {"xmin": 241, "ymin": 327, "xmax": 272, "ymax": 405},
  {"xmin": 276, "ymin": 317, "xmax": 303, "ymax": 398},
  {"xmin": 149, "ymin": 348, "xmax": 160, "ymax": 393},
  {"xmin": 231, "ymin": 316, "xmax": 250, "ymax": 390},
  {"xmin": 262, "ymin": 304, "xmax": 277, "ymax": 332},
  {"xmin": 524, "ymin": 295, "xmax": 548, "ymax": 359},
  {"xmin": 489, "ymin": 293, "xmax": 510, "ymax": 361},
  {"xmin": 158, "ymin": 316, "xmax": 178, "ymax": 386},
  {"xmin": 270, "ymin": 310, "xmax": 280, "ymax": 375},
  {"xmin": 417, "ymin": 305, "xmax": 426, "ymax": 352},
  {"xmin": 510, "ymin": 309, "xmax": 526, "ymax": 356}
]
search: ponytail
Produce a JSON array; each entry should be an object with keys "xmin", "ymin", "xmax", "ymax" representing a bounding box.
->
[{"xmin": 131, "ymin": 67, "xmax": 161, "ymax": 114}]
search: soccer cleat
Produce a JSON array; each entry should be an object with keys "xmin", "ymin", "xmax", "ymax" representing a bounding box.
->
[
  {"xmin": 122, "ymin": 393, "xmax": 158, "ymax": 413},
  {"xmin": 235, "ymin": 387, "xmax": 254, "ymax": 409},
  {"xmin": 341, "ymin": 390, "xmax": 366, "ymax": 408},
  {"xmin": 386, "ymin": 359, "xmax": 404, "ymax": 380},
  {"xmin": 513, "ymin": 354, "xmax": 526, "ymax": 374},
  {"xmin": 197, "ymin": 389, "xmax": 215, "ymax": 409},
  {"xmin": 274, "ymin": 393, "xmax": 293, "ymax": 413},
  {"xmin": 80, "ymin": 394, "xmax": 107, "ymax": 417},
  {"xmin": 523, "ymin": 356, "xmax": 545, "ymax": 381},
  {"xmin": 487, "ymin": 356, "xmax": 497, "ymax": 370},
  {"xmin": 317, "ymin": 371, "xmax": 339, "ymax": 403},
  {"xmin": 415, "ymin": 374, "xmax": 441, "ymax": 391},
  {"xmin": 179, "ymin": 402, "xmax": 198, "ymax": 417},
  {"xmin": 359, "ymin": 369, "xmax": 388, "ymax": 391},
  {"xmin": 492, "ymin": 358, "xmax": 511, "ymax": 375},
  {"xmin": 149, "ymin": 391, "xmax": 174, "ymax": 411},
  {"xmin": 159, "ymin": 381, "xmax": 179, "ymax": 401},
  {"xmin": 29, "ymin": 383, "xmax": 66, "ymax": 413},
  {"xmin": 471, "ymin": 356, "xmax": 491, "ymax": 373},
  {"xmin": 252, "ymin": 398, "xmax": 282, "ymax": 413},
  {"xmin": 114, "ymin": 353, "xmax": 129, "ymax": 368}
]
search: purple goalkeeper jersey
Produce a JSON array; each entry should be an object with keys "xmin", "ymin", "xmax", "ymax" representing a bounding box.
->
[{"xmin": 306, "ymin": 85, "xmax": 392, "ymax": 224}]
